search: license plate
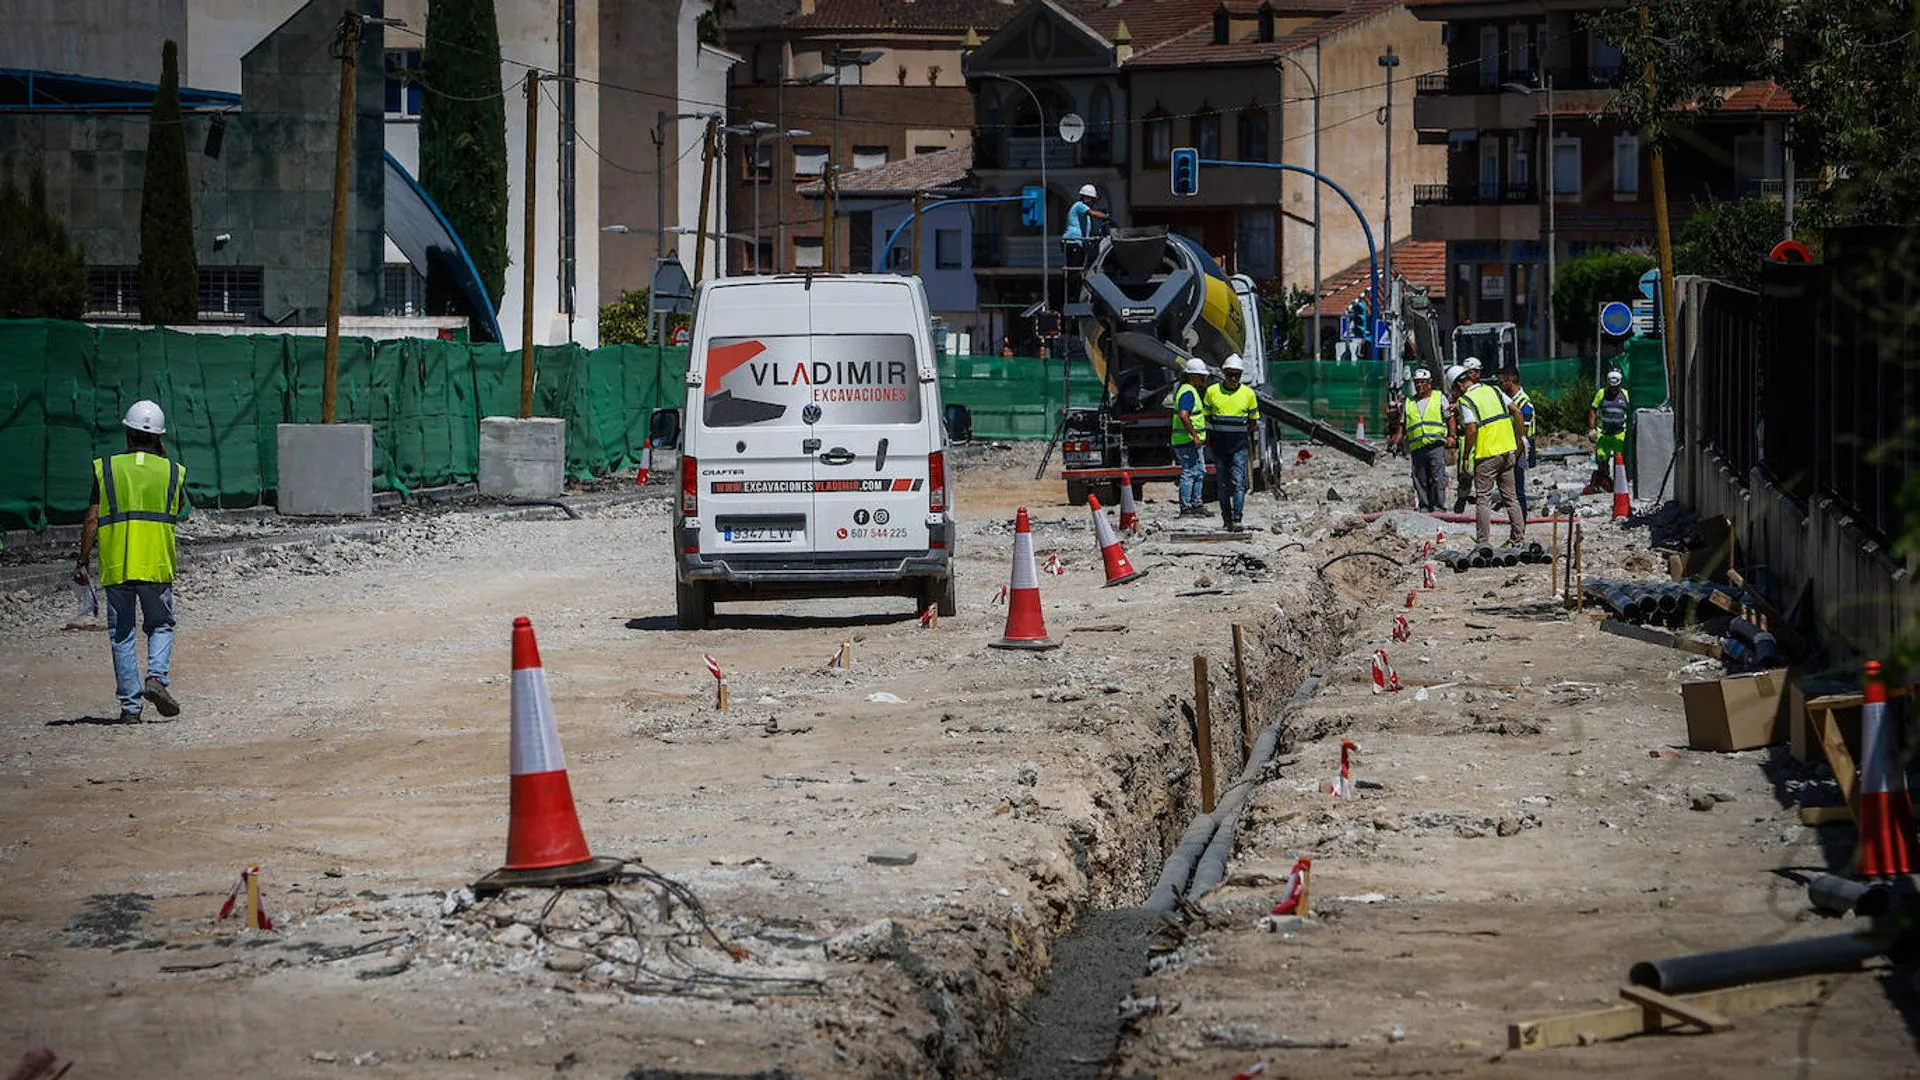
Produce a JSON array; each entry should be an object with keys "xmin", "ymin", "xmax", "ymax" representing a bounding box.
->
[{"xmin": 723, "ymin": 526, "xmax": 798, "ymax": 543}]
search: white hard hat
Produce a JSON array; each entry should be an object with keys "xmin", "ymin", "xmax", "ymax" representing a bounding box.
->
[
  {"xmin": 1606, "ymin": 369, "xmax": 1623, "ymax": 385},
  {"xmin": 1463, "ymin": 357, "xmax": 1482, "ymax": 372},
  {"xmin": 1078, "ymin": 183, "xmax": 1097, "ymax": 199},
  {"xmin": 1182, "ymin": 358, "xmax": 1210, "ymax": 376},
  {"xmin": 123, "ymin": 399, "xmax": 166, "ymax": 435},
  {"xmin": 1445, "ymin": 365, "xmax": 1467, "ymax": 385},
  {"xmin": 1221, "ymin": 354, "xmax": 1245, "ymax": 372},
  {"xmin": 1412, "ymin": 368, "xmax": 1432, "ymax": 381}
]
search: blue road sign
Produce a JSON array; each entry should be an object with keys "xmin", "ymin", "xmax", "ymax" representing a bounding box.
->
[
  {"xmin": 1638, "ymin": 268, "xmax": 1660, "ymax": 301},
  {"xmin": 1374, "ymin": 318, "xmax": 1392, "ymax": 350},
  {"xmin": 1600, "ymin": 300, "xmax": 1634, "ymax": 337}
]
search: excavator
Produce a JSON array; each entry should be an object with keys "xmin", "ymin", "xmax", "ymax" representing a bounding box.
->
[{"xmin": 1049, "ymin": 226, "xmax": 1375, "ymax": 505}]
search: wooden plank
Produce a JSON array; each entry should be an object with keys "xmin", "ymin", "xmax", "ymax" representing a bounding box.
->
[
  {"xmin": 1806, "ymin": 686, "xmax": 1912, "ymax": 710},
  {"xmin": 1507, "ymin": 977, "xmax": 1834, "ymax": 1050},
  {"xmin": 1619, "ymin": 985, "xmax": 1734, "ymax": 1032},
  {"xmin": 1599, "ymin": 619, "xmax": 1726, "ymax": 660},
  {"xmin": 1812, "ymin": 705, "xmax": 1862, "ymax": 818},
  {"xmin": 1799, "ymin": 805, "xmax": 1854, "ymax": 825}
]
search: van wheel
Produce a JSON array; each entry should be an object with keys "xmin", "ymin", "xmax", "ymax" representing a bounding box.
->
[
  {"xmin": 675, "ymin": 580, "xmax": 712, "ymax": 630},
  {"xmin": 921, "ymin": 575, "xmax": 956, "ymax": 618},
  {"xmin": 1065, "ymin": 480, "xmax": 1091, "ymax": 506}
]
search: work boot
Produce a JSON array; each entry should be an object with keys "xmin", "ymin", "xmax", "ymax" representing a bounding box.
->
[
  {"xmin": 142, "ymin": 676, "xmax": 180, "ymax": 718},
  {"xmin": 116, "ymin": 709, "xmax": 143, "ymax": 724}
]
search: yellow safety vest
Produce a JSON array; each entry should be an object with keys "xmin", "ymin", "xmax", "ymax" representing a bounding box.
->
[
  {"xmin": 1403, "ymin": 392, "xmax": 1447, "ymax": 451},
  {"xmin": 1203, "ymin": 383, "xmax": 1259, "ymax": 434},
  {"xmin": 1171, "ymin": 383, "xmax": 1207, "ymax": 445},
  {"xmin": 93, "ymin": 452, "xmax": 187, "ymax": 586},
  {"xmin": 1461, "ymin": 383, "xmax": 1518, "ymax": 458}
]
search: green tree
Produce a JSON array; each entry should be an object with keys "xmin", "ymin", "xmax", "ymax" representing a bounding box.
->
[
  {"xmin": 697, "ymin": 0, "xmax": 736, "ymax": 46},
  {"xmin": 0, "ymin": 168, "xmax": 88, "ymax": 320},
  {"xmin": 1552, "ymin": 248, "xmax": 1653, "ymax": 353},
  {"xmin": 1675, "ymin": 197, "xmax": 1787, "ymax": 291},
  {"xmin": 598, "ymin": 288, "xmax": 651, "ymax": 345},
  {"xmin": 1257, "ymin": 281, "xmax": 1316, "ymax": 361},
  {"xmin": 138, "ymin": 39, "xmax": 198, "ymax": 324},
  {"xmin": 421, "ymin": 0, "xmax": 509, "ymax": 316}
]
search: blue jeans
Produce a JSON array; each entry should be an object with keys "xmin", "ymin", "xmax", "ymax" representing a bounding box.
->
[
  {"xmin": 106, "ymin": 582, "xmax": 174, "ymax": 714},
  {"xmin": 1173, "ymin": 442, "xmax": 1205, "ymax": 510},
  {"xmin": 1212, "ymin": 431, "xmax": 1249, "ymax": 522}
]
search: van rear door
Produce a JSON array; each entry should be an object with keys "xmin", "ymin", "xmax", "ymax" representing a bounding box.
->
[
  {"xmin": 806, "ymin": 278, "xmax": 936, "ymax": 557},
  {"xmin": 692, "ymin": 282, "xmax": 819, "ymax": 558}
]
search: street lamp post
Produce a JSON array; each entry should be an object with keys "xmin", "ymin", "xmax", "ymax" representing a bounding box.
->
[
  {"xmin": 737, "ymin": 126, "xmax": 809, "ymax": 273},
  {"xmin": 652, "ymin": 110, "xmax": 721, "ymax": 270},
  {"xmin": 980, "ymin": 72, "xmax": 1048, "ymax": 318},
  {"xmin": 822, "ymin": 48, "xmax": 882, "ymax": 271},
  {"xmin": 1276, "ymin": 50, "xmax": 1321, "ymax": 359}
]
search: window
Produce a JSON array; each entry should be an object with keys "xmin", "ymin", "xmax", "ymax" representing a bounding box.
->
[
  {"xmin": 384, "ymin": 263, "xmax": 427, "ymax": 316},
  {"xmin": 934, "ymin": 229, "xmax": 962, "ymax": 270},
  {"xmin": 1088, "ymin": 85, "xmax": 1115, "ymax": 164},
  {"xmin": 1510, "ymin": 135, "xmax": 1531, "ymax": 190},
  {"xmin": 912, "ymin": 144, "xmax": 946, "ymax": 157},
  {"xmin": 1508, "ymin": 25, "xmax": 1532, "ymax": 81},
  {"xmin": 794, "ymin": 237, "xmax": 824, "ymax": 269},
  {"xmin": 87, "ymin": 266, "xmax": 139, "ymax": 316},
  {"xmin": 1733, "ymin": 134, "xmax": 1765, "ymax": 195},
  {"xmin": 384, "ymin": 50, "xmax": 422, "ymax": 118},
  {"xmin": 198, "ymin": 267, "xmax": 263, "ymax": 317},
  {"xmin": 1479, "ymin": 26, "xmax": 1501, "ymax": 88},
  {"xmin": 1144, "ymin": 111, "xmax": 1171, "ymax": 165},
  {"xmin": 1213, "ymin": 10, "xmax": 1230, "ymax": 44},
  {"xmin": 1480, "ymin": 137, "xmax": 1501, "ymax": 200},
  {"xmin": 702, "ymin": 334, "xmax": 920, "ymax": 427},
  {"xmin": 1612, "ymin": 134, "xmax": 1640, "ymax": 197},
  {"xmin": 743, "ymin": 141, "xmax": 772, "ymax": 182},
  {"xmin": 1258, "ymin": 7, "xmax": 1275, "ymax": 43},
  {"xmin": 853, "ymin": 145, "xmax": 888, "ymax": 170},
  {"xmin": 1237, "ymin": 110, "xmax": 1269, "ymax": 162},
  {"xmin": 792, "ymin": 144, "xmax": 827, "ymax": 177},
  {"xmin": 1193, "ymin": 109, "xmax": 1220, "ymax": 159},
  {"xmin": 1589, "ymin": 37, "xmax": 1623, "ymax": 79},
  {"xmin": 1235, "ymin": 209, "xmax": 1275, "ymax": 280},
  {"xmin": 1552, "ymin": 135, "xmax": 1581, "ymax": 196},
  {"xmin": 751, "ymin": 44, "xmax": 780, "ymax": 84}
]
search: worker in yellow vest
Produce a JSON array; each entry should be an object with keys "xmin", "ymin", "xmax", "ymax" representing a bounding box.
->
[
  {"xmin": 1203, "ymin": 355, "xmax": 1260, "ymax": 532},
  {"xmin": 1446, "ymin": 363, "xmax": 1475, "ymax": 514},
  {"xmin": 73, "ymin": 400, "xmax": 189, "ymax": 723},
  {"xmin": 1171, "ymin": 358, "xmax": 1211, "ymax": 517},
  {"xmin": 1391, "ymin": 368, "xmax": 1448, "ymax": 511},
  {"xmin": 1458, "ymin": 367, "xmax": 1527, "ymax": 547}
]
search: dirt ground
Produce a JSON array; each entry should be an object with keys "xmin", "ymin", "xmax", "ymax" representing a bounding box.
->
[{"xmin": 1, "ymin": 440, "xmax": 1913, "ymax": 1078}]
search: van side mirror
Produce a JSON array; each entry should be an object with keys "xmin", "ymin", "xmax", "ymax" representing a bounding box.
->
[
  {"xmin": 943, "ymin": 404, "xmax": 973, "ymax": 444},
  {"xmin": 648, "ymin": 408, "xmax": 682, "ymax": 450}
]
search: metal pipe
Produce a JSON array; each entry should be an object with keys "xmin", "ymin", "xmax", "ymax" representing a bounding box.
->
[
  {"xmin": 1809, "ymin": 875, "xmax": 1892, "ymax": 918},
  {"xmin": 1628, "ymin": 926, "xmax": 1891, "ymax": 994}
]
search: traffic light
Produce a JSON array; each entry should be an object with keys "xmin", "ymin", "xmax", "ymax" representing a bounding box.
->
[
  {"xmin": 1021, "ymin": 185, "xmax": 1044, "ymax": 227},
  {"xmin": 1170, "ymin": 147, "xmax": 1199, "ymax": 197}
]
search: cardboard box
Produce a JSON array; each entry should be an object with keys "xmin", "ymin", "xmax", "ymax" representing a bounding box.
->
[{"xmin": 1682, "ymin": 668, "xmax": 1789, "ymax": 751}]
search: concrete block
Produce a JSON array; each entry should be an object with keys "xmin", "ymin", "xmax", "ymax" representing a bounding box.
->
[
  {"xmin": 277, "ymin": 424, "xmax": 373, "ymax": 517},
  {"xmin": 478, "ymin": 417, "xmax": 567, "ymax": 499},
  {"xmin": 1634, "ymin": 408, "xmax": 1676, "ymax": 503}
]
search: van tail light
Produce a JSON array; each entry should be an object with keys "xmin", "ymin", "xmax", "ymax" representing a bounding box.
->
[
  {"xmin": 680, "ymin": 455, "xmax": 699, "ymax": 517},
  {"xmin": 928, "ymin": 451, "xmax": 948, "ymax": 514}
]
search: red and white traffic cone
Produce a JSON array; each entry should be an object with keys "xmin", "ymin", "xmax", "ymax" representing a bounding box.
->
[
  {"xmin": 1328, "ymin": 739, "xmax": 1359, "ymax": 797},
  {"xmin": 635, "ymin": 438, "xmax": 653, "ymax": 485},
  {"xmin": 1043, "ymin": 551, "xmax": 1066, "ymax": 576},
  {"xmin": 990, "ymin": 508, "xmax": 1060, "ymax": 651},
  {"xmin": 1392, "ymin": 614, "xmax": 1411, "ymax": 642},
  {"xmin": 1420, "ymin": 538, "xmax": 1434, "ymax": 559},
  {"xmin": 1611, "ymin": 451, "xmax": 1632, "ymax": 520},
  {"xmin": 1270, "ymin": 856, "xmax": 1312, "ymax": 916},
  {"xmin": 1370, "ymin": 649, "xmax": 1400, "ymax": 694},
  {"xmin": 1086, "ymin": 493, "xmax": 1146, "ymax": 586},
  {"xmin": 1421, "ymin": 562, "xmax": 1436, "ymax": 590},
  {"xmin": 474, "ymin": 617, "xmax": 622, "ymax": 895},
  {"xmin": 1117, "ymin": 474, "xmax": 1141, "ymax": 533},
  {"xmin": 1857, "ymin": 660, "xmax": 1916, "ymax": 879}
]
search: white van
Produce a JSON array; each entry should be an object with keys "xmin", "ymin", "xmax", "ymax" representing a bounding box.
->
[{"xmin": 672, "ymin": 274, "xmax": 956, "ymax": 630}]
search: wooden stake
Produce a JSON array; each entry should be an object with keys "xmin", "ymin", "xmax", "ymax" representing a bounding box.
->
[
  {"xmin": 244, "ymin": 867, "xmax": 266, "ymax": 931},
  {"xmin": 1231, "ymin": 624, "xmax": 1254, "ymax": 768},
  {"xmin": 1193, "ymin": 655, "xmax": 1215, "ymax": 813},
  {"xmin": 716, "ymin": 677, "xmax": 729, "ymax": 712},
  {"xmin": 519, "ymin": 70, "xmax": 540, "ymax": 418}
]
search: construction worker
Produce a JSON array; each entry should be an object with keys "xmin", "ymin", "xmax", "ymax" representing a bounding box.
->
[
  {"xmin": 1203, "ymin": 354, "xmax": 1259, "ymax": 532},
  {"xmin": 1495, "ymin": 366, "xmax": 1536, "ymax": 516},
  {"xmin": 1458, "ymin": 363, "xmax": 1527, "ymax": 547},
  {"xmin": 1447, "ymin": 363, "xmax": 1475, "ymax": 514},
  {"xmin": 1587, "ymin": 368, "xmax": 1631, "ymax": 493},
  {"xmin": 1062, "ymin": 183, "xmax": 1108, "ymax": 270},
  {"xmin": 1171, "ymin": 358, "xmax": 1211, "ymax": 517},
  {"xmin": 1392, "ymin": 368, "xmax": 1448, "ymax": 511},
  {"xmin": 73, "ymin": 400, "xmax": 189, "ymax": 723}
]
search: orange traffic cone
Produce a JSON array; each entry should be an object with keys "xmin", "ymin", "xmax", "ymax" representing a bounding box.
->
[
  {"xmin": 990, "ymin": 508, "xmax": 1060, "ymax": 651},
  {"xmin": 1086, "ymin": 493, "xmax": 1146, "ymax": 586},
  {"xmin": 635, "ymin": 439, "xmax": 653, "ymax": 485},
  {"xmin": 1117, "ymin": 474, "xmax": 1140, "ymax": 533},
  {"xmin": 474, "ymin": 617, "xmax": 623, "ymax": 896},
  {"xmin": 1611, "ymin": 451, "xmax": 1632, "ymax": 519},
  {"xmin": 1857, "ymin": 660, "xmax": 1915, "ymax": 879}
]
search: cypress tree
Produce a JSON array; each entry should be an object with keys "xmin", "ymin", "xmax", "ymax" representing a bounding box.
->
[
  {"xmin": 420, "ymin": 0, "xmax": 509, "ymax": 315},
  {"xmin": 138, "ymin": 39, "xmax": 198, "ymax": 324}
]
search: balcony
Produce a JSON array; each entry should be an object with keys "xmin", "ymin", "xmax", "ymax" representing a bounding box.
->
[
  {"xmin": 971, "ymin": 233, "xmax": 1052, "ymax": 270},
  {"xmin": 1415, "ymin": 182, "xmax": 1540, "ymax": 206},
  {"xmin": 1752, "ymin": 177, "xmax": 1824, "ymax": 202},
  {"xmin": 1412, "ymin": 185, "xmax": 1540, "ymax": 243}
]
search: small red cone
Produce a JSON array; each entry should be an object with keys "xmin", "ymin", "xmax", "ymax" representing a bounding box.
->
[
  {"xmin": 635, "ymin": 439, "xmax": 653, "ymax": 485},
  {"xmin": 990, "ymin": 508, "xmax": 1060, "ymax": 651},
  {"xmin": 1370, "ymin": 649, "xmax": 1400, "ymax": 694},
  {"xmin": 1405, "ymin": 589, "xmax": 1417, "ymax": 609},
  {"xmin": 1857, "ymin": 660, "xmax": 1916, "ymax": 878},
  {"xmin": 474, "ymin": 617, "xmax": 622, "ymax": 895},
  {"xmin": 1392, "ymin": 614, "xmax": 1411, "ymax": 642},
  {"xmin": 1043, "ymin": 551, "xmax": 1066, "ymax": 576},
  {"xmin": 1421, "ymin": 562, "xmax": 1436, "ymax": 590},
  {"xmin": 1611, "ymin": 451, "xmax": 1632, "ymax": 520},
  {"xmin": 1086, "ymin": 493, "xmax": 1146, "ymax": 586},
  {"xmin": 1270, "ymin": 856, "xmax": 1312, "ymax": 916},
  {"xmin": 1117, "ymin": 475, "xmax": 1141, "ymax": 532}
]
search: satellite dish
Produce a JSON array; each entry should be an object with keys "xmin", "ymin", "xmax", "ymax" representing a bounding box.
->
[{"xmin": 1058, "ymin": 112, "xmax": 1085, "ymax": 144}]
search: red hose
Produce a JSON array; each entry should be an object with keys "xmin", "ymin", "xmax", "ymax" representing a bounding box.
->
[{"xmin": 1361, "ymin": 510, "xmax": 1565, "ymax": 525}]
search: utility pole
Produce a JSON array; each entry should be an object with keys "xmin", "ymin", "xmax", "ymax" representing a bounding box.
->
[
  {"xmin": 520, "ymin": 70, "xmax": 540, "ymax": 418},
  {"xmin": 694, "ymin": 116, "xmax": 716, "ymax": 285},
  {"xmin": 823, "ymin": 163, "xmax": 837, "ymax": 271},
  {"xmin": 321, "ymin": 11, "xmax": 361, "ymax": 425},
  {"xmin": 910, "ymin": 191, "xmax": 924, "ymax": 275},
  {"xmin": 1545, "ymin": 70, "xmax": 1556, "ymax": 357},
  {"xmin": 653, "ymin": 110, "xmax": 667, "ymax": 272},
  {"xmin": 1641, "ymin": 4, "xmax": 1679, "ymax": 402},
  {"xmin": 1377, "ymin": 45, "xmax": 1399, "ymax": 367}
]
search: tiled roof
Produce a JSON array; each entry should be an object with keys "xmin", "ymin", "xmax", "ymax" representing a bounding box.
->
[
  {"xmin": 1124, "ymin": 0, "xmax": 1397, "ymax": 67},
  {"xmin": 1300, "ymin": 239, "xmax": 1448, "ymax": 317},
  {"xmin": 784, "ymin": 0, "xmax": 1024, "ymax": 32},
  {"xmin": 1060, "ymin": 0, "xmax": 1222, "ymax": 50},
  {"xmin": 1717, "ymin": 81, "xmax": 1799, "ymax": 113},
  {"xmin": 795, "ymin": 146, "xmax": 972, "ymax": 197}
]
